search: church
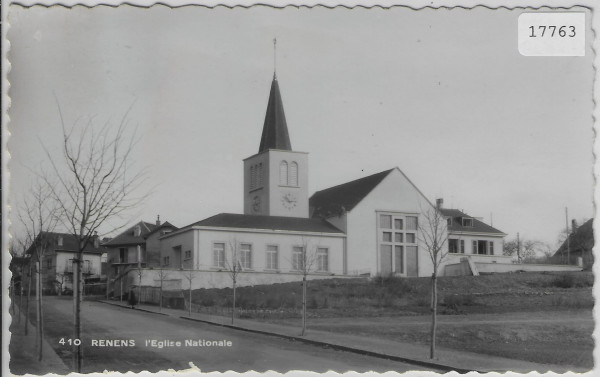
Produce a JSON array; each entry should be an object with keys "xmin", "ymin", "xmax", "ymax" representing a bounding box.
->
[{"xmin": 106, "ymin": 72, "xmax": 509, "ymax": 293}]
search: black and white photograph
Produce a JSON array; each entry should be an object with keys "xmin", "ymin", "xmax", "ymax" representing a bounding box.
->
[{"xmin": 2, "ymin": 1, "xmax": 597, "ymax": 376}]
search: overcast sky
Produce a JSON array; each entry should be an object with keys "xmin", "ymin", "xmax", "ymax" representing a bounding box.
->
[{"xmin": 7, "ymin": 5, "xmax": 594, "ymax": 247}]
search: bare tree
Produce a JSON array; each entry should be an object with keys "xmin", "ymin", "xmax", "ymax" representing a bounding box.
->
[
  {"xmin": 156, "ymin": 268, "xmax": 170, "ymax": 312},
  {"xmin": 296, "ymin": 237, "xmax": 321, "ymax": 337},
  {"xmin": 503, "ymin": 237, "xmax": 546, "ymax": 262},
  {"xmin": 42, "ymin": 104, "xmax": 148, "ymax": 372},
  {"xmin": 18, "ymin": 180, "xmax": 60, "ymax": 362},
  {"xmin": 224, "ymin": 239, "xmax": 242, "ymax": 325},
  {"xmin": 183, "ymin": 269, "xmax": 195, "ymax": 317},
  {"xmin": 418, "ymin": 206, "xmax": 449, "ymax": 360}
]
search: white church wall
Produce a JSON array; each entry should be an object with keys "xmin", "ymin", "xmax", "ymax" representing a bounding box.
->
[
  {"xmin": 344, "ymin": 168, "xmax": 438, "ymax": 277},
  {"xmin": 195, "ymin": 228, "xmax": 345, "ymax": 275},
  {"xmin": 267, "ymin": 150, "xmax": 309, "ymax": 218}
]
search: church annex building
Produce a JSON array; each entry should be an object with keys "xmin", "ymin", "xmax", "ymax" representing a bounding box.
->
[{"xmin": 105, "ymin": 74, "xmax": 511, "ymax": 295}]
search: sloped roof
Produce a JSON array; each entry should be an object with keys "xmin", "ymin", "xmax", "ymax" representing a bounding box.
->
[
  {"xmin": 258, "ymin": 77, "xmax": 292, "ymax": 153},
  {"xmin": 145, "ymin": 221, "xmax": 178, "ymax": 238},
  {"xmin": 102, "ymin": 221, "xmax": 159, "ymax": 247},
  {"xmin": 439, "ymin": 208, "xmax": 505, "ymax": 235},
  {"xmin": 554, "ymin": 218, "xmax": 593, "ymax": 256},
  {"xmin": 310, "ymin": 169, "xmax": 393, "ymax": 218},
  {"xmin": 184, "ymin": 213, "xmax": 344, "ymax": 234},
  {"xmin": 26, "ymin": 232, "xmax": 105, "ymax": 256}
]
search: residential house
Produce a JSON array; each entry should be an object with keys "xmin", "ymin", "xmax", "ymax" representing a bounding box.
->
[
  {"xmin": 103, "ymin": 218, "xmax": 177, "ymax": 298},
  {"xmin": 24, "ymin": 232, "xmax": 105, "ymax": 294},
  {"xmin": 553, "ymin": 218, "xmax": 593, "ymax": 269}
]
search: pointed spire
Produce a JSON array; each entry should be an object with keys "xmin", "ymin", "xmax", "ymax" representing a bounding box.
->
[{"xmin": 258, "ymin": 76, "xmax": 292, "ymax": 152}]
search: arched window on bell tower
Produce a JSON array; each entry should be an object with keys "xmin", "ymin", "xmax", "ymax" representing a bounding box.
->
[
  {"xmin": 289, "ymin": 161, "xmax": 298, "ymax": 186},
  {"xmin": 279, "ymin": 161, "xmax": 288, "ymax": 185}
]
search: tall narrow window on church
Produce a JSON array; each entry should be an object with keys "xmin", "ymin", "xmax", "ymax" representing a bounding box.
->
[
  {"xmin": 240, "ymin": 243, "xmax": 252, "ymax": 269},
  {"xmin": 317, "ymin": 247, "xmax": 329, "ymax": 272},
  {"xmin": 266, "ymin": 245, "xmax": 279, "ymax": 270},
  {"xmin": 258, "ymin": 163, "xmax": 263, "ymax": 187},
  {"xmin": 213, "ymin": 243, "xmax": 225, "ymax": 268},
  {"xmin": 292, "ymin": 246, "xmax": 304, "ymax": 270},
  {"xmin": 289, "ymin": 162, "xmax": 298, "ymax": 186},
  {"xmin": 279, "ymin": 161, "xmax": 288, "ymax": 185},
  {"xmin": 250, "ymin": 166, "xmax": 256, "ymax": 189}
]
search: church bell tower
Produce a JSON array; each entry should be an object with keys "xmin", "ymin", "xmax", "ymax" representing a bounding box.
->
[{"xmin": 243, "ymin": 74, "xmax": 308, "ymax": 218}]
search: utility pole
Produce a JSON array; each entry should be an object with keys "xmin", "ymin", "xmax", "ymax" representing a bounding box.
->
[{"xmin": 565, "ymin": 207, "xmax": 570, "ymax": 265}]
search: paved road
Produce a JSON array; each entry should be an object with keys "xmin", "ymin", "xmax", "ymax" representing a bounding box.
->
[{"xmin": 15, "ymin": 296, "xmax": 425, "ymax": 374}]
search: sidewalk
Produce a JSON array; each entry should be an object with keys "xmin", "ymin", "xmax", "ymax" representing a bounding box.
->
[
  {"xmin": 8, "ymin": 306, "xmax": 70, "ymax": 376},
  {"xmin": 98, "ymin": 300, "xmax": 588, "ymax": 373}
]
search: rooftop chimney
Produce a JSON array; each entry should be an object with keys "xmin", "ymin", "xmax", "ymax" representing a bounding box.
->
[
  {"xmin": 156, "ymin": 215, "xmax": 161, "ymax": 226},
  {"xmin": 436, "ymin": 198, "xmax": 444, "ymax": 209},
  {"xmin": 571, "ymin": 219, "xmax": 578, "ymax": 233}
]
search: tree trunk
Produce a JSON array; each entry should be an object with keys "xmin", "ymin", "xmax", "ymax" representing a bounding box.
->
[
  {"xmin": 74, "ymin": 257, "xmax": 83, "ymax": 372},
  {"xmin": 429, "ymin": 272, "xmax": 437, "ymax": 359},
  {"xmin": 188, "ymin": 277, "xmax": 192, "ymax": 317},
  {"xmin": 38, "ymin": 261, "xmax": 44, "ymax": 361},
  {"xmin": 159, "ymin": 278, "xmax": 163, "ymax": 312},
  {"xmin": 19, "ymin": 281, "xmax": 23, "ymax": 325},
  {"xmin": 301, "ymin": 275, "xmax": 307, "ymax": 336},
  {"xmin": 25, "ymin": 263, "xmax": 32, "ymax": 335},
  {"xmin": 231, "ymin": 278, "xmax": 236, "ymax": 325}
]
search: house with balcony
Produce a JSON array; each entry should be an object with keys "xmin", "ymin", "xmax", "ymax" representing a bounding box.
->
[
  {"xmin": 24, "ymin": 232, "xmax": 105, "ymax": 294},
  {"xmin": 103, "ymin": 217, "xmax": 177, "ymax": 298}
]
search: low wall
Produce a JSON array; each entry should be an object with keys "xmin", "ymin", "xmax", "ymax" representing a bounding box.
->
[
  {"xmin": 133, "ymin": 268, "xmax": 356, "ymax": 290},
  {"xmin": 475, "ymin": 262, "xmax": 583, "ymax": 274}
]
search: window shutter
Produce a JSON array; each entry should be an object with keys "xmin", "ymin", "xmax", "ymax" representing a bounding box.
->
[
  {"xmin": 289, "ymin": 162, "xmax": 298, "ymax": 186},
  {"xmin": 279, "ymin": 161, "xmax": 288, "ymax": 185}
]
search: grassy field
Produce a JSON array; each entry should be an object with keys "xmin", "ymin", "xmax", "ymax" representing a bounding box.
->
[
  {"xmin": 187, "ymin": 271, "xmax": 594, "ymax": 368},
  {"xmin": 190, "ymin": 271, "xmax": 593, "ymax": 317}
]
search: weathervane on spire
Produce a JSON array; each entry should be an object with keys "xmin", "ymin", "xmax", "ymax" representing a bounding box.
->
[{"xmin": 273, "ymin": 37, "xmax": 277, "ymax": 79}]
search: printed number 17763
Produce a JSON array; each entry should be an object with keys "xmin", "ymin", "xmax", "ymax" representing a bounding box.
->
[{"xmin": 529, "ymin": 25, "xmax": 576, "ymax": 38}]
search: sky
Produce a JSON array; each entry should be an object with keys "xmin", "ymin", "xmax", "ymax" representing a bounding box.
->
[{"xmin": 7, "ymin": 5, "xmax": 594, "ymax": 248}]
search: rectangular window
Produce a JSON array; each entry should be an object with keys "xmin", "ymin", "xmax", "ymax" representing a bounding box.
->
[
  {"xmin": 406, "ymin": 216, "xmax": 418, "ymax": 230},
  {"xmin": 292, "ymin": 246, "xmax": 304, "ymax": 270},
  {"xmin": 380, "ymin": 214, "xmax": 392, "ymax": 229},
  {"xmin": 406, "ymin": 233, "xmax": 416, "ymax": 243},
  {"xmin": 382, "ymin": 232, "xmax": 392, "ymax": 242},
  {"xmin": 447, "ymin": 218, "xmax": 452, "ymax": 227},
  {"xmin": 448, "ymin": 239, "xmax": 459, "ymax": 253},
  {"xmin": 317, "ymin": 247, "xmax": 329, "ymax": 272},
  {"xmin": 394, "ymin": 245, "xmax": 404, "ymax": 274},
  {"xmin": 462, "ymin": 218, "xmax": 474, "ymax": 227},
  {"xmin": 394, "ymin": 232, "xmax": 403, "ymax": 243},
  {"xmin": 472, "ymin": 240, "xmax": 477, "ymax": 254},
  {"xmin": 46, "ymin": 259, "xmax": 52, "ymax": 269},
  {"xmin": 477, "ymin": 240, "xmax": 488, "ymax": 255},
  {"xmin": 240, "ymin": 243, "xmax": 252, "ymax": 269},
  {"xmin": 266, "ymin": 245, "xmax": 278, "ymax": 270},
  {"xmin": 184, "ymin": 250, "xmax": 191, "ymax": 260},
  {"xmin": 394, "ymin": 219, "xmax": 403, "ymax": 230},
  {"xmin": 460, "ymin": 240, "xmax": 465, "ymax": 253},
  {"xmin": 213, "ymin": 243, "xmax": 225, "ymax": 268},
  {"xmin": 163, "ymin": 256, "xmax": 170, "ymax": 266},
  {"xmin": 489, "ymin": 241, "xmax": 494, "ymax": 255},
  {"xmin": 119, "ymin": 248, "xmax": 127, "ymax": 263},
  {"xmin": 258, "ymin": 163, "xmax": 263, "ymax": 187}
]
